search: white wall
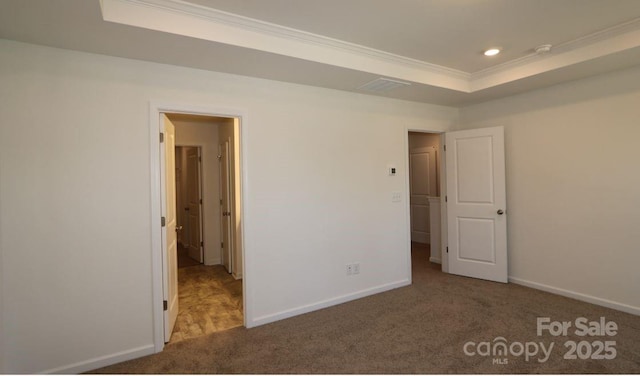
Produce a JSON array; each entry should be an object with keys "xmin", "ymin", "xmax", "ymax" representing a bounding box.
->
[
  {"xmin": 458, "ymin": 65, "xmax": 640, "ymax": 313},
  {"xmin": 172, "ymin": 116, "xmax": 222, "ymax": 265},
  {"xmin": 0, "ymin": 39, "xmax": 457, "ymax": 373}
]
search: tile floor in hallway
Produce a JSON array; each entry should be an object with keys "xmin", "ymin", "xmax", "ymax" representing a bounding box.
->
[{"xmin": 170, "ymin": 262, "xmax": 243, "ymax": 343}]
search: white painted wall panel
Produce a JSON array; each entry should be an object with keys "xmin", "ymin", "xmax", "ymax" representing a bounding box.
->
[{"xmin": 0, "ymin": 40, "xmax": 457, "ymax": 373}]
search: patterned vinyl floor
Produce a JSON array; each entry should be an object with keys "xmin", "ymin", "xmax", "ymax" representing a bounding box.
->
[{"xmin": 169, "ymin": 263, "xmax": 243, "ymax": 343}]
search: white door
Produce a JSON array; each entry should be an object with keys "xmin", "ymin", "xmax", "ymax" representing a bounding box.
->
[
  {"xmin": 409, "ymin": 146, "xmax": 437, "ymax": 243},
  {"xmin": 161, "ymin": 114, "xmax": 179, "ymax": 341},
  {"xmin": 186, "ymin": 147, "xmax": 203, "ymax": 263},
  {"xmin": 445, "ymin": 126, "xmax": 507, "ymax": 283},
  {"xmin": 219, "ymin": 140, "xmax": 233, "ymax": 273},
  {"xmin": 175, "ymin": 149, "xmax": 184, "ymax": 246}
]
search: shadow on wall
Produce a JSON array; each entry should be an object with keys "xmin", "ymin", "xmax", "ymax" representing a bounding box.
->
[{"xmin": 462, "ymin": 64, "xmax": 640, "ymax": 122}]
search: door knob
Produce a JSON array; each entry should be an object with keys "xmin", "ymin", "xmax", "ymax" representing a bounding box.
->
[
  {"xmin": 175, "ymin": 225, "xmax": 183, "ymax": 231},
  {"xmin": 497, "ymin": 209, "xmax": 504, "ymax": 215}
]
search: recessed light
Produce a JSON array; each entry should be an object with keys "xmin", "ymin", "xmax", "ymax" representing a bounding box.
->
[{"xmin": 484, "ymin": 48, "xmax": 500, "ymax": 56}]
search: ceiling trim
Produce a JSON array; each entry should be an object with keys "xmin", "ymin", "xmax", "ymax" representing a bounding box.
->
[
  {"xmin": 470, "ymin": 17, "xmax": 640, "ymax": 90},
  {"xmin": 100, "ymin": 0, "xmax": 640, "ymax": 95},
  {"xmin": 101, "ymin": 0, "xmax": 472, "ymax": 92},
  {"xmin": 144, "ymin": 0, "xmax": 470, "ymax": 78}
]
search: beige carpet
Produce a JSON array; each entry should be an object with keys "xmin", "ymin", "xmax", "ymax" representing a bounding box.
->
[{"xmin": 92, "ymin": 243, "xmax": 640, "ymax": 373}]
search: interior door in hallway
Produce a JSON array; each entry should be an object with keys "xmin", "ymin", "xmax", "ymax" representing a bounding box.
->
[
  {"xmin": 409, "ymin": 146, "xmax": 437, "ymax": 243},
  {"xmin": 162, "ymin": 114, "xmax": 179, "ymax": 341},
  {"xmin": 219, "ymin": 139, "xmax": 233, "ymax": 273},
  {"xmin": 186, "ymin": 147, "xmax": 203, "ymax": 263},
  {"xmin": 445, "ymin": 126, "xmax": 507, "ymax": 283}
]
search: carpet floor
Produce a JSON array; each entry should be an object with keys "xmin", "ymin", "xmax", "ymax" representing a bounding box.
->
[{"xmin": 91, "ymin": 243, "xmax": 640, "ymax": 373}]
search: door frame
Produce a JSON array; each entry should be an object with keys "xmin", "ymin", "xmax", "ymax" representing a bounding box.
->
[
  {"xmin": 149, "ymin": 101, "xmax": 248, "ymax": 352},
  {"xmin": 404, "ymin": 129, "xmax": 449, "ymax": 275}
]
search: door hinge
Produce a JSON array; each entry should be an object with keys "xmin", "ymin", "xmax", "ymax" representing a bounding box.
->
[
  {"xmin": 445, "ymin": 196, "xmax": 448, "ymax": 202},
  {"xmin": 444, "ymin": 144, "xmax": 446, "ymax": 151},
  {"xmin": 201, "ymin": 241, "xmax": 204, "ymax": 247},
  {"xmin": 160, "ymin": 132, "xmax": 164, "ymax": 143},
  {"xmin": 200, "ymin": 198, "xmax": 203, "ymax": 204},
  {"xmin": 221, "ymin": 242, "xmax": 224, "ymax": 248},
  {"xmin": 199, "ymin": 156, "xmax": 202, "ymax": 162},
  {"xmin": 163, "ymin": 300, "xmax": 168, "ymax": 311},
  {"xmin": 446, "ymin": 246, "xmax": 449, "ymax": 253},
  {"xmin": 161, "ymin": 217, "xmax": 166, "ymax": 227},
  {"xmin": 220, "ymin": 199, "xmax": 223, "ymax": 205}
]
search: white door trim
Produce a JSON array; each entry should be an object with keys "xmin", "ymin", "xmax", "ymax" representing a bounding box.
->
[{"xmin": 149, "ymin": 101, "xmax": 249, "ymax": 353}]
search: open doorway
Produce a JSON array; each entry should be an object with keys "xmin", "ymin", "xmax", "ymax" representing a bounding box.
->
[
  {"xmin": 161, "ymin": 113, "xmax": 244, "ymax": 344},
  {"xmin": 408, "ymin": 127, "xmax": 509, "ymax": 283},
  {"xmin": 408, "ymin": 131, "xmax": 444, "ymax": 275},
  {"xmin": 175, "ymin": 146, "xmax": 204, "ymax": 268}
]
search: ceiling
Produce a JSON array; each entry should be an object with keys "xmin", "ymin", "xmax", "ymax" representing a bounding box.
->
[{"xmin": 2, "ymin": 0, "xmax": 640, "ymax": 106}]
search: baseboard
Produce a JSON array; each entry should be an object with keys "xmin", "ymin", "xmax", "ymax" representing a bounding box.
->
[
  {"xmin": 42, "ymin": 344, "xmax": 155, "ymax": 374},
  {"xmin": 508, "ymin": 276, "xmax": 640, "ymax": 316},
  {"xmin": 204, "ymin": 258, "xmax": 221, "ymax": 266},
  {"xmin": 429, "ymin": 256, "xmax": 441, "ymax": 264},
  {"xmin": 249, "ymin": 279, "xmax": 411, "ymax": 328}
]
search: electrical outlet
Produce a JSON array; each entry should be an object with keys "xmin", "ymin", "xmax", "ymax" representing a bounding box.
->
[{"xmin": 346, "ymin": 263, "xmax": 360, "ymax": 276}]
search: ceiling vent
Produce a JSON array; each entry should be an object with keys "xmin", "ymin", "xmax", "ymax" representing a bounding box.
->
[{"xmin": 358, "ymin": 78, "xmax": 411, "ymax": 93}]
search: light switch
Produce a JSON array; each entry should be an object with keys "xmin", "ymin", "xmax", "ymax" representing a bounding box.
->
[{"xmin": 392, "ymin": 191, "xmax": 402, "ymax": 202}]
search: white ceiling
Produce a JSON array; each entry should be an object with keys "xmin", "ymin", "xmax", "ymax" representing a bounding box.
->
[{"xmin": 2, "ymin": 0, "xmax": 640, "ymax": 106}]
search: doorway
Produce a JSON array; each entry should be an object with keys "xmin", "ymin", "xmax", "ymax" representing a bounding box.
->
[
  {"xmin": 407, "ymin": 131, "xmax": 444, "ymax": 271},
  {"xmin": 175, "ymin": 146, "xmax": 204, "ymax": 267},
  {"xmin": 150, "ymin": 104, "xmax": 247, "ymax": 351},
  {"xmin": 407, "ymin": 126, "xmax": 509, "ymax": 283}
]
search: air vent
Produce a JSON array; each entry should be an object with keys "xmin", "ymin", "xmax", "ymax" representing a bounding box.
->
[{"xmin": 358, "ymin": 78, "xmax": 411, "ymax": 93}]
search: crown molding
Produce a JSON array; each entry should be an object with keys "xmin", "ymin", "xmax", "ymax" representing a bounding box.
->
[
  {"xmin": 470, "ymin": 17, "xmax": 640, "ymax": 89},
  {"xmin": 101, "ymin": 0, "xmax": 640, "ymax": 95},
  {"xmin": 101, "ymin": 0, "xmax": 471, "ymax": 92},
  {"xmin": 140, "ymin": 0, "xmax": 470, "ymax": 78}
]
